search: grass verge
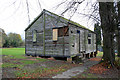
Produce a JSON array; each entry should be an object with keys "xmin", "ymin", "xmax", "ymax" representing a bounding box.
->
[
  {"xmin": 97, "ymin": 51, "xmax": 103, "ymax": 57},
  {"xmin": 2, "ymin": 48, "xmax": 25, "ymax": 56},
  {"xmin": 36, "ymin": 58, "xmax": 48, "ymax": 62},
  {"xmin": 19, "ymin": 60, "xmax": 37, "ymax": 65},
  {"xmin": 2, "ymin": 63, "xmax": 24, "ymax": 68}
]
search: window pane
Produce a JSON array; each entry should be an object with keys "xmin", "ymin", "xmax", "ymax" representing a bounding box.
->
[
  {"xmin": 88, "ymin": 33, "xmax": 91, "ymax": 37},
  {"xmin": 88, "ymin": 39, "xmax": 91, "ymax": 44},
  {"xmin": 33, "ymin": 30, "xmax": 37, "ymax": 42},
  {"xmin": 58, "ymin": 26, "xmax": 69, "ymax": 37}
]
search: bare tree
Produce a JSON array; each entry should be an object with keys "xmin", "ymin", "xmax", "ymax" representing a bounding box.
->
[
  {"xmin": 55, "ymin": 0, "xmax": 120, "ymax": 66},
  {"xmin": 117, "ymin": 1, "xmax": 120, "ymax": 57},
  {"xmin": 26, "ymin": 0, "xmax": 30, "ymax": 23},
  {"xmin": 99, "ymin": 2, "xmax": 116, "ymax": 66}
]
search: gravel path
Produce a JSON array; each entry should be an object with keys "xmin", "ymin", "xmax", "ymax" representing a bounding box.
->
[{"xmin": 52, "ymin": 60, "xmax": 100, "ymax": 78}]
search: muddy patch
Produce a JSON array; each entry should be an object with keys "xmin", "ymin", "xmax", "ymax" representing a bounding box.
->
[{"xmin": 2, "ymin": 68, "xmax": 17, "ymax": 78}]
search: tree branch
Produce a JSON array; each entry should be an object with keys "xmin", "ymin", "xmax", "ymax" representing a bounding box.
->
[{"xmin": 26, "ymin": 0, "xmax": 30, "ymax": 24}]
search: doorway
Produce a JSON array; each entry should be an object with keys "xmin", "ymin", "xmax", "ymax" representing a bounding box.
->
[{"xmin": 77, "ymin": 30, "xmax": 80, "ymax": 53}]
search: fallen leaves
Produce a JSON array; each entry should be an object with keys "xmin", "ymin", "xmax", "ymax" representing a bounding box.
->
[
  {"xmin": 89, "ymin": 57, "xmax": 101, "ymax": 61},
  {"xmin": 15, "ymin": 67, "xmax": 21, "ymax": 70},
  {"xmin": 89, "ymin": 62, "xmax": 108, "ymax": 74},
  {"xmin": 47, "ymin": 57, "xmax": 56, "ymax": 61},
  {"xmin": 17, "ymin": 65, "xmax": 71, "ymax": 78}
]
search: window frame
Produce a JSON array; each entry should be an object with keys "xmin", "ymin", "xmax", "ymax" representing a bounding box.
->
[
  {"xmin": 88, "ymin": 33, "xmax": 91, "ymax": 37},
  {"xmin": 52, "ymin": 28, "xmax": 58, "ymax": 41},
  {"xmin": 58, "ymin": 26, "xmax": 69, "ymax": 37},
  {"xmin": 32, "ymin": 30, "xmax": 37, "ymax": 43},
  {"xmin": 88, "ymin": 39, "xmax": 91, "ymax": 44},
  {"xmin": 88, "ymin": 33, "xmax": 91, "ymax": 44},
  {"xmin": 52, "ymin": 26, "xmax": 69, "ymax": 42}
]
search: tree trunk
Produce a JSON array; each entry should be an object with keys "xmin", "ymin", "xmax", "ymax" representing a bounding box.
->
[
  {"xmin": 99, "ymin": 2, "xmax": 115, "ymax": 65},
  {"xmin": 117, "ymin": 2, "xmax": 120, "ymax": 57}
]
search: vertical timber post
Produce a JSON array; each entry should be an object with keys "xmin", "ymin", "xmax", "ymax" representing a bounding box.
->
[
  {"xmin": 43, "ymin": 10, "xmax": 45, "ymax": 56},
  {"xmin": 95, "ymin": 34, "xmax": 97, "ymax": 55},
  {"xmin": 67, "ymin": 57, "xmax": 72, "ymax": 63},
  {"xmin": 25, "ymin": 32, "xmax": 26, "ymax": 55},
  {"xmin": 63, "ymin": 27, "xmax": 65, "ymax": 56},
  {"xmin": 84, "ymin": 29, "xmax": 86, "ymax": 54}
]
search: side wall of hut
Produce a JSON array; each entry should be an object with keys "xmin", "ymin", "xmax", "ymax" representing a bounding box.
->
[
  {"xmin": 69, "ymin": 24, "xmax": 96, "ymax": 57},
  {"xmin": 69, "ymin": 24, "xmax": 86, "ymax": 57},
  {"xmin": 25, "ymin": 12, "xmax": 70, "ymax": 57},
  {"xmin": 25, "ymin": 10, "xmax": 96, "ymax": 58},
  {"xmin": 44, "ymin": 12, "xmax": 70, "ymax": 57}
]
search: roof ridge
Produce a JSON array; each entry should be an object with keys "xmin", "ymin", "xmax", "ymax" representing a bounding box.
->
[
  {"xmin": 44, "ymin": 9, "xmax": 93, "ymax": 32},
  {"xmin": 25, "ymin": 9, "xmax": 94, "ymax": 33}
]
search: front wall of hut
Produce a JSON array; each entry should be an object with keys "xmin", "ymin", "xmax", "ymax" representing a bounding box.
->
[{"xmin": 25, "ymin": 14, "xmax": 44, "ymax": 56}]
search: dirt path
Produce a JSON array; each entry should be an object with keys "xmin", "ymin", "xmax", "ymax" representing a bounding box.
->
[{"xmin": 52, "ymin": 59, "xmax": 100, "ymax": 78}]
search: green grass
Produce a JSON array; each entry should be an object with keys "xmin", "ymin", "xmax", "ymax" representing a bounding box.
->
[
  {"xmin": 1, "ymin": 48, "xmax": 27, "ymax": 68},
  {"xmin": 2, "ymin": 63, "xmax": 24, "ymax": 68},
  {"xmin": 19, "ymin": 60, "xmax": 37, "ymax": 65},
  {"xmin": 14, "ymin": 67, "xmax": 49, "ymax": 77},
  {"xmin": 15, "ymin": 69, "xmax": 28, "ymax": 77},
  {"xmin": 1, "ymin": 48, "xmax": 49, "ymax": 69},
  {"xmin": 2, "ymin": 48, "xmax": 26, "ymax": 59},
  {"xmin": 115, "ymin": 57, "xmax": 120, "ymax": 66},
  {"xmin": 10, "ymin": 55, "xmax": 27, "ymax": 59},
  {"xmin": 97, "ymin": 51, "xmax": 103, "ymax": 57},
  {"xmin": 2, "ymin": 48, "xmax": 25, "ymax": 56},
  {"xmin": 36, "ymin": 58, "xmax": 48, "ymax": 62}
]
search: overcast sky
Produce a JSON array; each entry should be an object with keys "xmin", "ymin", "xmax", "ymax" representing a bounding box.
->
[{"xmin": 0, "ymin": 0, "xmax": 98, "ymax": 39}]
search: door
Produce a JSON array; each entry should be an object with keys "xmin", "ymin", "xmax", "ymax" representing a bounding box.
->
[
  {"xmin": 77, "ymin": 30, "xmax": 80, "ymax": 53},
  {"xmin": 77, "ymin": 30, "xmax": 83, "ymax": 57}
]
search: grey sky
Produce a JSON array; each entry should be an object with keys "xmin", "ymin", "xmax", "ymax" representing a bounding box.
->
[{"xmin": 0, "ymin": 0, "xmax": 98, "ymax": 39}]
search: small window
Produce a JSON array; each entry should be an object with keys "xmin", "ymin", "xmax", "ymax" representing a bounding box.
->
[
  {"xmin": 88, "ymin": 33, "xmax": 91, "ymax": 37},
  {"xmin": 52, "ymin": 26, "xmax": 69, "ymax": 41},
  {"xmin": 58, "ymin": 26, "xmax": 69, "ymax": 37},
  {"xmin": 53, "ymin": 29, "xmax": 58, "ymax": 41},
  {"xmin": 77, "ymin": 30, "xmax": 80, "ymax": 33},
  {"xmin": 88, "ymin": 39, "xmax": 91, "ymax": 44},
  {"xmin": 33, "ymin": 30, "xmax": 37, "ymax": 42}
]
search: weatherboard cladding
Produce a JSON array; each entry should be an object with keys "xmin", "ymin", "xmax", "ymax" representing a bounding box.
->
[
  {"xmin": 25, "ymin": 9, "xmax": 94, "ymax": 33},
  {"xmin": 25, "ymin": 9, "xmax": 96, "ymax": 58}
]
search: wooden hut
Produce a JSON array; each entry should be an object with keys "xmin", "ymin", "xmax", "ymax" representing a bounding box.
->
[{"xmin": 25, "ymin": 9, "xmax": 97, "ymax": 62}]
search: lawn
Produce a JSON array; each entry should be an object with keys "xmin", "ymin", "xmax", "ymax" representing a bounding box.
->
[
  {"xmin": 1, "ymin": 48, "xmax": 80, "ymax": 78},
  {"xmin": 2, "ymin": 48, "xmax": 25, "ymax": 56},
  {"xmin": 1, "ymin": 48, "xmax": 26, "ymax": 59},
  {"xmin": 2, "ymin": 48, "xmax": 118, "ymax": 78},
  {"xmin": 97, "ymin": 51, "xmax": 103, "ymax": 57}
]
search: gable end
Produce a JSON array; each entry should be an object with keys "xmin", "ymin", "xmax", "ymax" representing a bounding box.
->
[{"xmin": 25, "ymin": 11, "xmax": 44, "ymax": 31}]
